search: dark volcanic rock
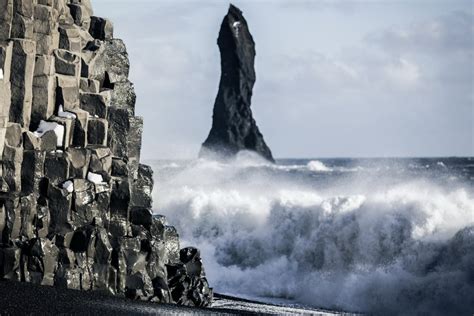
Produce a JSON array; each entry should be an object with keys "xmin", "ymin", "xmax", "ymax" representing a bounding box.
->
[
  {"xmin": 0, "ymin": 0, "xmax": 212, "ymax": 308},
  {"xmin": 200, "ymin": 4, "xmax": 274, "ymax": 162}
]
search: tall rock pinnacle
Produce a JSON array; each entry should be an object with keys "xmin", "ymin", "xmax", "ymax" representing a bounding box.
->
[{"xmin": 200, "ymin": 4, "xmax": 274, "ymax": 162}]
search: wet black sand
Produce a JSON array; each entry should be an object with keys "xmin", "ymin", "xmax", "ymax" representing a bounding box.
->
[
  {"xmin": 0, "ymin": 281, "xmax": 351, "ymax": 315},
  {"xmin": 0, "ymin": 281, "xmax": 245, "ymax": 315}
]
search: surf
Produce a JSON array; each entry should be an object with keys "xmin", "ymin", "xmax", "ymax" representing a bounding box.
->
[{"xmin": 150, "ymin": 155, "xmax": 474, "ymax": 315}]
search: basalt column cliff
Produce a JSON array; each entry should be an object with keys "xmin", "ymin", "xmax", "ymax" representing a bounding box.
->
[
  {"xmin": 201, "ymin": 4, "xmax": 274, "ymax": 162},
  {"xmin": 0, "ymin": 0, "xmax": 211, "ymax": 306}
]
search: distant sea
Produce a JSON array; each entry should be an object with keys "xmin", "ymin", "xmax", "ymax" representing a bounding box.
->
[{"xmin": 146, "ymin": 153, "xmax": 474, "ymax": 315}]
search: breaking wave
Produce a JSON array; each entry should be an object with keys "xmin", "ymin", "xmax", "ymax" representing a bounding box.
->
[
  {"xmin": 307, "ymin": 160, "xmax": 332, "ymax": 172},
  {"xmin": 152, "ymin": 154, "xmax": 474, "ymax": 315}
]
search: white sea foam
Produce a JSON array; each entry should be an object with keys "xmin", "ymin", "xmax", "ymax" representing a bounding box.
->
[
  {"xmin": 153, "ymin": 155, "xmax": 474, "ymax": 315},
  {"xmin": 307, "ymin": 160, "xmax": 332, "ymax": 172}
]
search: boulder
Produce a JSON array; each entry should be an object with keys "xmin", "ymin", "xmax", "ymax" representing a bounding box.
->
[
  {"xmin": 110, "ymin": 80, "xmax": 135, "ymax": 112},
  {"xmin": 69, "ymin": 108, "xmax": 89, "ymax": 147},
  {"xmin": 26, "ymin": 237, "xmax": 59, "ymax": 286},
  {"xmin": 164, "ymin": 226, "xmax": 180, "ymax": 264},
  {"xmin": 49, "ymin": 115, "xmax": 75, "ymax": 149},
  {"xmin": 67, "ymin": 3, "xmax": 91, "ymax": 29},
  {"xmin": 54, "ymin": 49, "xmax": 80, "ymax": 77},
  {"xmin": 58, "ymin": 24, "xmax": 82, "ymax": 54},
  {"xmin": 2, "ymin": 197, "xmax": 21, "ymax": 244},
  {"xmin": 73, "ymin": 179, "xmax": 95, "ymax": 208},
  {"xmin": 39, "ymin": 130, "xmax": 57, "ymax": 152},
  {"xmin": 21, "ymin": 150, "xmax": 45, "ymax": 195},
  {"xmin": 107, "ymin": 107, "xmax": 142, "ymax": 178},
  {"xmin": 23, "ymin": 131, "xmax": 41, "ymax": 150},
  {"xmin": 9, "ymin": 39, "xmax": 35, "ymax": 128},
  {"xmin": 111, "ymin": 158, "xmax": 128, "ymax": 177},
  {"xmin": 35, "ymin": 203, "xmax": 50, "ymax": 238},
  {"xmin": 89, "ymin": 16, "xmax": 113, "ymax": 40},
  {"xmin": 0, "ymin": 41, "xmax": 13, "ymax": 83},
  {"xmin": 35, "ymin": 31, "xmax": 60, "ymax": 56},
  {"xmin": 31, "ymin": 74, "xmax": 56, "ymax": 128},
  {"xmin": 34, "ymin": 55, "xmax": 55, "ymax": 77},
  {"xmin": 79, "ymin": 92, "xmax": 107, "ymax": 118},
  {"xmin": 44, "ymin": 152, "xmax": 70, "ymax": 184},
  {"xmin": 84, "ymin": 39, "xmax": 129, "ymax": 86},
  {"xmin": 13, "ymin": 0, "xmax": 35, "ymax": 17},
  {"xmin": 5, "ymin": 122, "xmax": 22, "ymax": 147},
  {"xmin": 47, "ymin": 182, "xmax": 73, "ymax": 234},
  {"xmin": 87, "ymin": 117, "xmax": 108, "ymax": 146},
  {"xmin": 66, "ymin": 147, "xmax": 90, "ymax": 178},
  {"xmin": 0, "ymin": 0, "xmax": 13, "ymax": 40},
  {"xmin": 89, "ymin": 147, "xmax": 112, "ymax": 179},
  {"xmin": 2, "ymin": 144, "xmax": 23, "ymax": 192},
  {"xmin": 130, "ymin": 207, "xmax": 153, "ymax": 230},
  {"xmin": 110, "ymin": 177, "xmax": 130, "ymax": 219},
  {"xmin": 131, "ymin": 164, "xmax": 153, "ymax": 209},
  {"xmin": 33, "ymin": 5, "xmax": 60, "ymax": 55},
  {"xmin": 56, "ymin": 74, "xmax": 80, "ymax": 110},
  {"xmin": 10, "ymin": 13, "xmax": 34, "ymax": 39},
  {"xmin": 79, "ymin": 78, "xmax": 99, "ymax": 93},
  {"xmin": 0, "ymin": 247, "xmax": 21, "ymax": 280}
]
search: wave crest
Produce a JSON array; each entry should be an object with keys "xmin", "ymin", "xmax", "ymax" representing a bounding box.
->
[
  {"xmin": 153, "ymin": 157, "xmax": 474, "ymax": 315},
  {"xmin": 307, "ymin": 160, "xmax": 333, "ymax": 172}
]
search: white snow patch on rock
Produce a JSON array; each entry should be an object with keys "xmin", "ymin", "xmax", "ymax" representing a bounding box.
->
[
  {"xmin": 232, "ymin": 21, "xmax": 241, "ymax": 37},
  {"xmin": 0, "ymin": 68, "xmax": 3, "ymax": 80},
  {"xmin": 33, "ymin": 120, "xmax": 64, "ymax": 147},
  {"xmin": 62, "ymin": 180, "xmax": 74, "ymax": 193},
  {"xmin": 87, "ymin": 172, "xmax": 104, "ymax": 184},
  {"xmin": 58, "ymin": 105, "xmax": 77, "ymax": 119}
]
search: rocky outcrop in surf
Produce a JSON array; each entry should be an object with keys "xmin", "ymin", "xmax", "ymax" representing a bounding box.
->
[
  {"xmin": 0, "ymin": 0, "xmax": 211, "ymax": 307},
  {"xmin": 200, "ymin": 4, "xmax": 274, "ymax": 162}
]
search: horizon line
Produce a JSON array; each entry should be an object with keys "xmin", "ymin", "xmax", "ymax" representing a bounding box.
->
[{"xmin": 142, "ymin": 155, "xmax": 473, "ymax": 161}]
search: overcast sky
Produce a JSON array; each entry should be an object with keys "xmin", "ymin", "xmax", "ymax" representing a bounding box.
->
[{"xmin": 93, "ymin": 0, "xmax": 473, "ymax": 159}]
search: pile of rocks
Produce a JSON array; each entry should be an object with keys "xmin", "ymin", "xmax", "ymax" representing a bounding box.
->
[{"xmin": 0, "ymin": 0, "xmax": 212, "ymax": 307}]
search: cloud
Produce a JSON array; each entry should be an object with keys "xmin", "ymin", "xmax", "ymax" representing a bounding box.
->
[
  {"xmin": 92, "ymin": 2, "xmax": 473, "ymax": 158},
  {"xmin": 365, "ymin": 10, "xmax": 474, "ymax": 56},
  {"xmin": 276, "ymin": 0, "xmax": 357, "ymax": 13},
  {"xmin": 253, "ymin": 10, "xmax": 473, "ymax": 157},
  {"xmin": 383, "ymin": 58, "xmax": 420, "ymax": 88}
]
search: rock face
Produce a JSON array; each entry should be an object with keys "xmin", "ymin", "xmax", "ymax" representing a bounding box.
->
[
  {"xmin": 0, "ymin": 0, "xmax": 211, "ymax": 307},
  {"xmin": 200, "ymin": 4, "xmax": 274, "ymax": 162}
]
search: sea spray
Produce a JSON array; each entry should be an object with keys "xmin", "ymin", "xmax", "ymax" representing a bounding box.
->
[{"xmin": 151, "ymin": 154, "xmax": 474, "ymax": 315}]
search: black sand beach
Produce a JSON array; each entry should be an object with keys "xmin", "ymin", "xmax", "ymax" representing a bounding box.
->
[
  {"xmin": 0, "ymin": 281, "xmax": 348, "ymax": 315},
  {"xmin": 0, "ymin": 281, "xmax": 240, "ymax": 315}
]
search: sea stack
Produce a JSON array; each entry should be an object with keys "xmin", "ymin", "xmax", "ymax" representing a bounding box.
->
[
  {"xmin": 0, "ymin": 0, "xmax": 211, "ymax": 307},
  {"xmin": 200, "ymin": 4, "xmax": 274, "ymax": 162}
]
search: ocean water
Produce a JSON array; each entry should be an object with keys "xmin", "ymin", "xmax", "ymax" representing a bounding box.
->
[{"xmin": 147, "ymin": 152, "xmax": 474, "ymax": 315}]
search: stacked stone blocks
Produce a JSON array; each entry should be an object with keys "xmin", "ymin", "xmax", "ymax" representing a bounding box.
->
[{"xmin": 0, "ymin": 0, "xmax": 212, "ymax": 307}]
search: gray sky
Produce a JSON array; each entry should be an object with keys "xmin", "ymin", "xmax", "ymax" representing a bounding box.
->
[{"xmin": 93, "ymin": 0, "xmax": 473, "ymax": 159}]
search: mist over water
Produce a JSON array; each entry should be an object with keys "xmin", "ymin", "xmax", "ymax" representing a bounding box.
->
[{"xmin": 149, "ymin": 153, "xmax": 474, "ymax": 315}]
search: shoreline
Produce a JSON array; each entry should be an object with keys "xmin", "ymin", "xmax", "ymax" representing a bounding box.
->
[
  {"xmin": 0, "ymin": 280, "xmax": 355, "ymax": 315},
  {"xmin": 0, "ymin": 280, "xmax": 239, "ymax": 315}
]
